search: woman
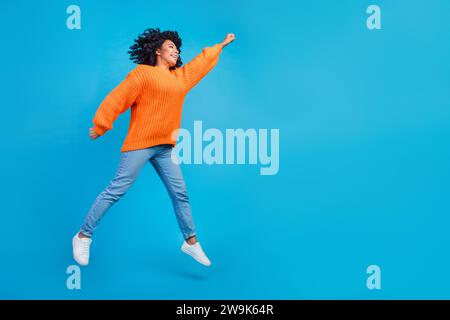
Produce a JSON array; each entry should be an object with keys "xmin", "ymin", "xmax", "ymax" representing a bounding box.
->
[{"xmin": 73, "ymin": 28, "xmax": 236, "ymax": 267}]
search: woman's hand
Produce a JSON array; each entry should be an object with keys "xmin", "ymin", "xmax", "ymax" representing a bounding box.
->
[
  {"xmin": 221, "ymin": 33, "xmax": 236, "ymax": 48},
  {"xmin": 89, "ymin": 127, "xmax": 100, "ymax": 140}
]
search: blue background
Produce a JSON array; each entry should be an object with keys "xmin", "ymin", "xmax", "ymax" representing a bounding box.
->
[{"xmin": 1, "ymin": 0, "xmax": 449, "ymax": 299}]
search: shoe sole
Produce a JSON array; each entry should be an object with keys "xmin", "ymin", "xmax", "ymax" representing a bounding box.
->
[{"xmin": 181, "ymin": 246, "xmax": 211, "ymax": 267}]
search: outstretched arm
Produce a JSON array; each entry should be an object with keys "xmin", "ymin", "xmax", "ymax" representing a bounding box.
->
[
  {"xmin": 178, "ymin": 33, "xmax": 236, "ymax": 94},
  {"xmin": 91, "ymin": 67, "xmax": 142, "ymax": 139}
]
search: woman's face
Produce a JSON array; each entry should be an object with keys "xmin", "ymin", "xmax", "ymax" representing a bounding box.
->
[{"xmin": 156, "ymin": 39, "xmax": 179, "ymax": 67}]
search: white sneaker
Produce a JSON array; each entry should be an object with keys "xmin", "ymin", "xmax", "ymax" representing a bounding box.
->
[
  {"xmin": 72, "ymin": 233, "xmax": 92, "ymax": 266},
  {"xmin": 181, "ymin": 241, "xmax": 212, "ymax": 267}
]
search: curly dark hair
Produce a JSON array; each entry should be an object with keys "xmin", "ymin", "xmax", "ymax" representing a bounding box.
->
[{"xmin": 128, "ymin": 28, "xmax": 183, "ymax": 70}]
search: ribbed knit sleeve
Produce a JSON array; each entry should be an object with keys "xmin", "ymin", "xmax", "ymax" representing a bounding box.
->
[
  {"xmin": 178, "ymin": 43, "xmax": 223, "ymax": 93},
  {"xmin": 93, "ymin": 68, "xmax": 142, "ymax": 136}
]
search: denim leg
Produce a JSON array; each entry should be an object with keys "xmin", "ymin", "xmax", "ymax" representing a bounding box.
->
[
  {"xmin": 80, "ymin": 149, "xmax": 151, "ymax": 237},
  {"xmin": 150, "ymin": 145, "xmax": 196, "ymax": 240}
]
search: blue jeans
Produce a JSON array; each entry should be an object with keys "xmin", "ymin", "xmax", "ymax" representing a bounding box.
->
[{"xmin": 80, "ymin": 144, "xmax": 196, "ymax": 240}]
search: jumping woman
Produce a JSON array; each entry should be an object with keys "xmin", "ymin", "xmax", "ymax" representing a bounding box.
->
[{"xmin": 72, "ymin": 28, "xmax": 236, "ymax": 267}]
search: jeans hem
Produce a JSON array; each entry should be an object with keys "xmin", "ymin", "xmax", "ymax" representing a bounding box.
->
[
  {"xmin": 79, "ymin": 228, "xmax": 93, "ymax": 238},
  {"xmin": 184, "ymin": 232, "xmax": 196, "ymax": 240}
]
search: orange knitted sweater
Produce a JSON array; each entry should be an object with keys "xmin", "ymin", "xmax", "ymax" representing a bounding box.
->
[{"xmin": 92, "ymin": 43, "xmax": 223, "ymax": 152}]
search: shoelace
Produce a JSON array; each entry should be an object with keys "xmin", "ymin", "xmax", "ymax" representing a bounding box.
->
[
  {"xmin": 194, "ymin": 244, "xmax": 207, "ymax": 258},
  {"xmin": 80, "ymin": 240, "xmax": 90, "ymax": 256}
]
